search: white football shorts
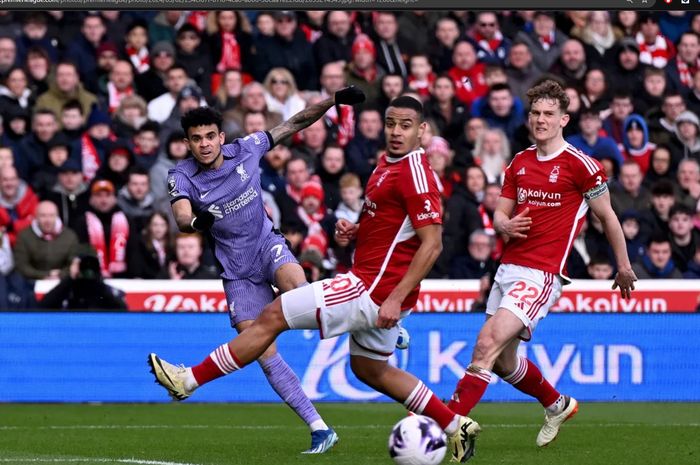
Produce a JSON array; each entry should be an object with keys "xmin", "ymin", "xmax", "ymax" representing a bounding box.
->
[
  {"xmin": 281, "ymin": 272, "xmax": 410, "ymax": 360},
  {"xmin": 486, "ymin": 263, "xmax": 563, "ymax": 341}
]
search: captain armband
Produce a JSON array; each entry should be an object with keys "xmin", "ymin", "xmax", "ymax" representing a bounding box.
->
[{"xmin": 583, "ymin": 182, "xmax": 608, "ymax": 200}]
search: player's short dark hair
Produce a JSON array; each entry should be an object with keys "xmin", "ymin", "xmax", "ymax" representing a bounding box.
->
[
  {"xmin": 61, "ymin": 99, "xmax": 83, "ymax": 114},
  {"xmin": 669, "ymin": 204, "xmax": 694, "ymax": 219},
  {"xmin": 386, "ymin": 96, "xmax": 424, "ymax": 122},
  {"xmin": 181, "ymin": 107, "xmax": 223, "ymax": 135},
  {"xmin": 527, "ymin": 79, "xmax": 570, "ymax": 112}
]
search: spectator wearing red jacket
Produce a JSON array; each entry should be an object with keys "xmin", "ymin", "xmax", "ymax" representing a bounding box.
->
[
  {"xmin": 447, "ymin": 40, "xmax": 488, "ymax": 108},
  {"xmin": 0, "ymin": 165, "xmax": 38, "ymax": 246}
]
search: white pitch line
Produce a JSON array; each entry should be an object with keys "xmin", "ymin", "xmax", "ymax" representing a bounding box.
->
[
  {"xmin": 0, "ymin": 459, "xmax": 202, "ymax": 465},
  {"xmin": 0, "ymin": 423, "xmax": 698, "ymax": 431}
]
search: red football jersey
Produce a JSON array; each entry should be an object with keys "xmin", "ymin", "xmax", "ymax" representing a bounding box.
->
[
  {"xmin": 352, "ymin": 148, "xmax": 442, "ymax": 309},
  {"xmin": 500, "ymin": 143, "xmax": 607, "ymax": 279}
]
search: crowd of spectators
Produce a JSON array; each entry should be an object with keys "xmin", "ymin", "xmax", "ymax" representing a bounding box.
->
[{"xmin": 0, "ymin": 10, "xmax": 699, "ymax": 309}]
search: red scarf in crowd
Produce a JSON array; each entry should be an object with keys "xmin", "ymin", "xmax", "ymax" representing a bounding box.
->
[
  {"xmin": 539, "ymin": 31, "xmax": 554, "ymax": 51},
  {"xmin": 81, "ymin": 133, "xmax": 101, "ymax": 182},
  {"xmin": 107, "ymin": 81, "xmax": 134, "ymax": 114},
  {"xmin": 479, "ymin": 204, "xmax": 503, "ymax": 260},
  {"xmin": 126, "ymin": 45, "xmax": 150, "ymax": 73},
  {"xmin": 187, "ymin": 11, "xmax": 208, "ymax": 32},
  {"xmin": 448, "ymin": 63, "xmax": 488, "ymax": 106},
  {"xmin": 86, "ymin": 211, "xmax": 129, "ymax": 277},
  {"xmin": 217, "ymin": 31, "xmax": 242, "ymax": 73},
  {"xmin": 408, "ymin": 72, "xmax": 436, "ymax": 100},
  {"xmin": 636, "ymin": 32, "xmax": 672, "ymax": 69},
  {"xmin": 676, "ymin": 56, "xmax": 700, "ymax": 88},
  {"xmin": 335, "ymin": 104, "xmax": 355, "ymax": 147},
  {"xmin": 300, "ymin": 23, "xmax": 322, "ymax": 43},
  {"xmin": 297, "ymin": 206, "xmax": 326, "ymax": 229},
  {"xmin": 474, "ymin": 30, "xmax": 503, "ymax": 54},
  {"xmin": 286, "ymin": 184, "xmax": 304, "ymax": 205}
]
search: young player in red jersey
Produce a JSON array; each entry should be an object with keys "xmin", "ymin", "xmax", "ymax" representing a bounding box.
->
[
  {"xmin": 446, "ymin": 80, "xmax": 638, "ymax": 455},
  {"xmin": 149, "ymin": 96, "xmax": 481, "ymax": 462}
]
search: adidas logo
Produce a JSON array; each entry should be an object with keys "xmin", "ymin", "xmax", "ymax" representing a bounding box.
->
[{"xmin": 517, "ymin": 167, "xmax": 526, "ymax": 175}]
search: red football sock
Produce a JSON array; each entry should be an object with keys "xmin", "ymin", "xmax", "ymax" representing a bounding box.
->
[
  {"xmin": 191, "ymin": 343, "xmax": 241, "ymax": 386},
  {"xmin": 446, "ymin": 365, "xmax": 491, "ymax": 416},
  {"xmin": 403, "ymin": 381, "xmax": 456, "ymax": 430},
  {"xmin": 503, "ymin": 356, "xmax": 560, "ymax": 407}
]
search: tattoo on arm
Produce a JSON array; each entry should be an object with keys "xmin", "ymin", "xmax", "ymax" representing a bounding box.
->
[{"xmin": 269, "ymin": 98, "xmax": 335, "ymax": 146}]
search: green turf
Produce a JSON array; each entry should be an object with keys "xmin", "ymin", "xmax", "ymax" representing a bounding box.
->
[{"xmin": 0, "ymin": 403, "xmax": 698, "ymax": 465}]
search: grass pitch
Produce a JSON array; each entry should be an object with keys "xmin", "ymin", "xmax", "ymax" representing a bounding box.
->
[{"xmin": 0, "ymin": 403, "xmax": 698, "ymax": 465}]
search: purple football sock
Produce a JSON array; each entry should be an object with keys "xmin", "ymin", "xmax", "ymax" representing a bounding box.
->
[{"xmin": 259, "ymin": 353, "xmax": 321, "ymax": 427}]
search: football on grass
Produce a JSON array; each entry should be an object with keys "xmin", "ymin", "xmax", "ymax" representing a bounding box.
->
[{"xmin": 388, "ymin": 415, "xmax": 447, "ymax": 465}]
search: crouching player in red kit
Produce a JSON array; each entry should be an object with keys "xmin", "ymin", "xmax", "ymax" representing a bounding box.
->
[
  {"xmin": 150, "ymin": 96, "xmax": 481, "ymax": 462},
  {"xmin": 446, "ymin": 80, "xmax": 638, "ymax": 459}
]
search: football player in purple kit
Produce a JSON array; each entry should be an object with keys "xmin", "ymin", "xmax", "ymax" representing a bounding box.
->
[{"xmin": 148, "ymin": 86, "xmax": 365, "ymax": 454}]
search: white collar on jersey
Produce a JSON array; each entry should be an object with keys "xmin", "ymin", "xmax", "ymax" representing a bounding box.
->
[
  {"xmin": 536, "ymin": 143, "xmax": 567, "ymax": 161},
  {"xmin": 385, "ymin": 147, "xmax": 425, "ymax": 164}
]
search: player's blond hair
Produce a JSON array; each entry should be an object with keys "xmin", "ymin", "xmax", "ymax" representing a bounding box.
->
[{"xmin": 527, "ymin": 80, "xmax": 570, "ymax": 113}]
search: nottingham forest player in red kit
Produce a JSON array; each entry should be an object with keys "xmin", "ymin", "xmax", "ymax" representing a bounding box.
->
[
  {"xmin": 446, "ymin": 80, "xmax": 637, "ymax": 457},
  {"xmin": 149, "ymin": 95, "xmax": 482, "ymax": 463}
]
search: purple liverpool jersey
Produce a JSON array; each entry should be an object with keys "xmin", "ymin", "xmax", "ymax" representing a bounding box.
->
[{"xmin": 167, "ymin": 131, "xmax": 276, "ymax": 280}]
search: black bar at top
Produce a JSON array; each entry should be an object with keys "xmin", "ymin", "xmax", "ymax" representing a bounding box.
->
[{"xmin": 0, "ymin": 0, "xmax": 675, "ymax": 11}]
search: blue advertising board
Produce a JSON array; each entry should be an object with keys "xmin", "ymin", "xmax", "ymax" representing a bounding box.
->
[{"xmin": 0, "ymin": 313, "xmax": 698, "ymax": 402}]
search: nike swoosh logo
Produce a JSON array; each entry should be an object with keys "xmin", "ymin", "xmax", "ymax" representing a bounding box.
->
[
  {"xmin": 200, "ymin": 191, "xmax": 210, "ymax": 199},
  {"xmin": 273, "ymin": 256, "xmax": 285, "ymax": 263}
]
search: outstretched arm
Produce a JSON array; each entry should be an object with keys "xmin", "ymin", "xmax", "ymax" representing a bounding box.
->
[
  {"xmin": 588, "ymin": 190, "xmax": 637, "ymax": 298},
  {"xmin": 268, "ymin": 86, "xmax": 365, "ymax": 146},
  {"xmin": 268, "ymin": 97, "xmax": 335, "ymax": 146}
]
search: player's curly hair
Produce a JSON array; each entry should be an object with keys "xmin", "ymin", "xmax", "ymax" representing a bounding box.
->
[
  {"xmin": 526, "ymin": 79, "xmax": 570, "ymax": 113},
  {"xmin": 181, "ymin": 107, "xmax": 224, "ymax": 136}
]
